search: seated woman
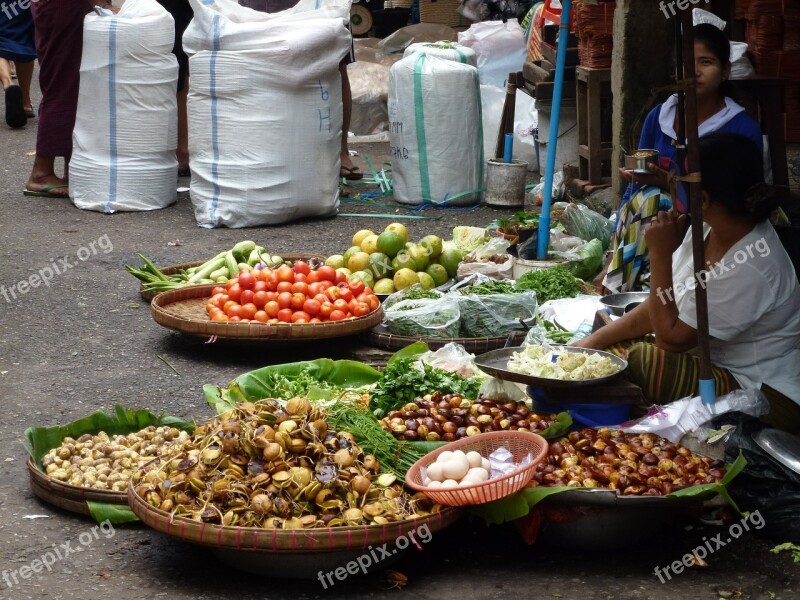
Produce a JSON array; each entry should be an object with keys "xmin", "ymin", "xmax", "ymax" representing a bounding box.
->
[
  {"xmin": 575, "ymin": 133, "xmax": 800, "ymax": 433},
  {"xmin": 597, "ymin": 23, "xmax": 764, "ymax": 294}
]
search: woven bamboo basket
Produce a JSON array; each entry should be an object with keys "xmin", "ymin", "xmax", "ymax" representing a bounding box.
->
[
  {"xmin": 28, "ymin": 457, "xmax": 128, "ymax": 516},
  {"xmin": 139, "ymin": 253, "xmax": 326, "ymax": 302},
  {"xmin": 419, "ymin": 0, "xmax": 470, "ymax": 27},
  {"xmin": 127, "ymin": 480, "xmax": 462, "ymax": 553},
  {"xmin": 151, "ymin": 285, "xmax": 384, "ymax": 341},
  {"xmin": 365, "ymin": 323, "xmax": 525, "ymax": 352}
]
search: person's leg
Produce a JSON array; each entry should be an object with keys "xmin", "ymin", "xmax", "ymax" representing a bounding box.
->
[
  {"xmin": 339, "ymin": 62, "xmax": 360, "ymax": 177},
  {"xmin": 14, "ymin": 60, "xmax": 34, "ymax": 114},
  {"xmin": 0, "ymin": 58, "xmax": 12, "ymax": 89},
  {"xmin": 1, "ymin": 57, "xmax": 27, "ymax": 128},
  {"xmin": 177, "ymin": 75, "xmax": 189, "ymax": 173}
]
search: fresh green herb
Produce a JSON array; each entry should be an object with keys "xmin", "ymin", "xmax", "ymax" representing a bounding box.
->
[
  {"xmin": 514, "ymin": 265, "xmax": 583, "ymax": 304},
  {"xmin": 459, "ymin": 280, "xmax": 517, "ymax": 296},
  {"xmin": 369, "ymin": 357, "xmax": 481, "ymax": 417},
  {"xmin": 512, "ymin": 211, "xmax": 540, "ymax": 228},
  {"xmin": 397, "ymin": 288, "xmax": 440, "ymax": 302},
  {"xmin": 771, "ymin": 543, "xmax": 800, "ymax": 563},
  {"xmin": 542, "ymin": 319, "xmax": 573, "ymax": 343}
]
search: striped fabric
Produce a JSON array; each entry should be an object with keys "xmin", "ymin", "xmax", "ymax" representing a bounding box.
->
[{"xmin": 604, "ymin": 186, "xmax": 673, "ymax": 293}]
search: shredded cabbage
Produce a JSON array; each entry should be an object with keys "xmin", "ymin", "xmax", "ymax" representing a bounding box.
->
[
  {"xmin": 507, "ymin": 345, "xmax": 620, "ymax": 381},
  {"xmin": 452, "ymin": 226, "xmax": 489, "ymax": 254}
]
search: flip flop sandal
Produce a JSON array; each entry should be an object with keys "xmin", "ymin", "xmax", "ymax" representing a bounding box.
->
[
  {"xmin": 5, "ymin": 85, "xmax": 27, "ymax": 129},
  {"xmin": 23, "ymin": 184, "xmax": 70, "ymax": 198},
  {"xmin": 341, "ymin": 166, "xmax": 364, "ymax": 181}
]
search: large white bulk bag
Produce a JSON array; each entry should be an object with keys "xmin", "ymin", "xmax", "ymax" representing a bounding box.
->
[
  {"xmin": 402, "ymin": 41, "xmax": 477, "ymax": 67},
  {"xmin": 70, "ymin": 0, "xmax": 178, "ymax": 213},
  {"xmin": 457, "ymin": 21, "xmax": 527, "ymax": 89},
  {"xmin": 388, "ymin": 54, "xmax": 483, "ymax": 206},
  {"xmin": 184, "ymin": 0, "xmax": 350, "ymax": 228}
]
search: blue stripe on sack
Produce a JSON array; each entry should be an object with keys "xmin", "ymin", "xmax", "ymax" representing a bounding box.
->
[
  {"xmin": 104, "ymin": 18, "xmax": 119, "ymax": 214},
  {"xmin": 208, "ymin": 14, "xmax": 221, "ymax": 225},
  {"xmin": 413, "ymin": 54, "xmax": 431, "ymax": 203}
]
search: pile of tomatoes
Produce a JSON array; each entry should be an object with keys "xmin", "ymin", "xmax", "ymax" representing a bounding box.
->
[{"xmin": 205, "ymin": 261, "xmax": 380, "ymax": 324}]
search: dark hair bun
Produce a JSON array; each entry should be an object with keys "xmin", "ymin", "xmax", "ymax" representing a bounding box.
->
[{"xmin": 744, "ymin": 182, "xmax": 781, "ymax": 221}]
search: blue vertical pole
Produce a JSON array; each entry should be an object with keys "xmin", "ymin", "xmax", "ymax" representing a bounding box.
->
[{"xmin": 537, "ymin": 0, "xmax": 572, "ymax": 259}]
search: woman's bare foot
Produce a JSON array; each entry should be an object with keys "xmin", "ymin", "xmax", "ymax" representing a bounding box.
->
[
  {"xmin": 340, "ymin": 153, "xmax": 363, "ymax": 180},
  {"xmin": 25, "ymin": 175, "xmax": 68, "ymax": 197}
]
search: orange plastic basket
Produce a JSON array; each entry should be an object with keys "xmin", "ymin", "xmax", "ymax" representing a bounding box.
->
[{"xmin": 405, "ymin": 431, "xmax": 548, "ymax": 506}]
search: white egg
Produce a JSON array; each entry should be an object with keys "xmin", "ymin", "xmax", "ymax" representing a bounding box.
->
[
  {"xmin": 466, "ymin": 451, "xmax": 483, "ymax": 469},
  {"xmin": 426, "ymin": 480, "xmax": 442, "ymax": 489},
  {"xmin": 442, "ymin": 456, "xmax": 470, "ymax": 481},
  {"xmin": 466, "ymin": 467, "xmax": 489, "ymax": 482},
  {"xmin": 437, "ymin": 450, "xmax": 454, "ymax": 464},
  {"xmin": 440, "ymin": 479, "xmax": 458, "ymax": 488},
  {"xmin": 426, "ymin": 462, "xmax": 445, "ymax": 482},
  {"xmin": 423, "ymin": 477, "xmax": 431, "ymax": 486},
  {"xmin": 481, "ymin": 457, "xmax": 491, "ymax": 471},
  {"xmin": 459, "ymin": 475, "xmax": 482, "ymax": 486}
]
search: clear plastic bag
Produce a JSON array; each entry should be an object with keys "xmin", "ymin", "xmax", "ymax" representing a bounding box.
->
[
  {"xmin": 383, "ymin": 294, "xmax": 461, "ymax": 339},
  {"xmin": 561, "ymin": 203, "xmax": 614, "ymax": 252},
  {"xmin": 478, "ymin": 376, "xmax": 528, "ymax": 403},
  {"xmin": 417, "ymin": 342, "xmax": 485, "ymax": 378},
  {"xmin": 529, "ymin": 171, "xmax": 564, "ymax": 205},
  {"xmin": 456, "ymin": 237, "xmax": 514, "ymax": 280},
  {"xmin": 451, "ymin": 274, "xmax": 538, "ymax": 338}
]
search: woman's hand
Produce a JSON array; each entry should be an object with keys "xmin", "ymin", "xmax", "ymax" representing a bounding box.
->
[
  {"xmin": 645, "ymin": 209, "xmax": 687, "ymax": 258},
  {"xmin": 618, "ymin": 163, "xmax": 671, "ymax": 190}
]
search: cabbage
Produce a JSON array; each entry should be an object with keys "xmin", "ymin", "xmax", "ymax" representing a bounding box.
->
[
  {"xmin": 564, "ymin": 238, "xmax": 604, "ymax": 281},
  {"xmin": 452, "ymin": 226, "xmax": 489, "ymax": 254}
]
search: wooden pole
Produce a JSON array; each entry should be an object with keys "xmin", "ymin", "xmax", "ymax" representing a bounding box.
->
[
  {"xmin": 494, "ymin": 73, "xmax": 518, "ymax": 159},
  {"xmin": 674, "ymin": 14, "xmax": 686, "ymax": 209},
  {"xmin": 678, "ymin": 9, "xmax": 715, "ymax": 405}
]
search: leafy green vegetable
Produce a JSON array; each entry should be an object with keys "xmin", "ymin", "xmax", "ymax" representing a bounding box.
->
[
  {"xmin": 395, "ymin": 288, "xmax": 440, "ymax": 304},
  {"xmin": 770, "ymin": 543, "xmax": 800, "ymax": 563},
  {"xmin": 453, "ymin": 226, "xmax": 489, "ymax": 253},
  {"xmin": 458, "ymin": 280, "xmax": 517, "ymax": 296},
  {"xmin": 563, "ymin": 238, "xmax": 604, "ymax": 281},
  {"xmin": 205, "ymin": 359, "xmax": 381, "ymax": 414},
  {"xmin": 514, "ymin": 265, "xmax": 583, "ymax": 304},
  {"xmin": 369, "ymin": 356, "xmax": 482, "ymax": 417}
]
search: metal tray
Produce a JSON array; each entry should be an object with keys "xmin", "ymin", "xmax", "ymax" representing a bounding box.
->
[
  {"xmin": 474, "ymin": 346, "xmax": 628, "ymax": 388},
  {"xmin": 538, "ymin": 486, "xmax": 716, "ymax": 507},
  {"xmin": 754, "ymin": 428, "xmax": 800, "ymax": 476}
]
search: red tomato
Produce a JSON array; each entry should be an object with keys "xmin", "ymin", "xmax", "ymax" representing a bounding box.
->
[
  {"xmin": 277, "ymin": 292, "xmax": 293, "ymax": 310},
  {"xmin": 335, "ymin": 271, "xmax": 348, "ymax": 285},
  {"xmin": 291, "ymin": 281, "xmax": 309, "ymax": 296},
  {"xmin": 265, "ymin": 301, "xmax": 280, "ymax": 318},
  {"xmin": 291, "ymin": 311, "xmax": 310, "ymax": 323},
  {"xmin": 253, "ymin": 291, "xmax": 269, "ymax": 309},
  {"xmin": 352, "ymin": 301, "xmax": 370, "ymax": 317},
  {"xmin": 223, "ymin": 300, "xmax": 237, "ymax": 313},
  {"xmin": 219, "ymin": 294, "xmax": 230, "ymax": 305},
  {"xmin": 277, "ymin": 308, "xmax": 293, "ymax": 323},
  {"xmin": 254, "ymin": 310, "xmax": 268, "ymax": 323},
  {"xmin": 240, "ymin": 289, "xmax": 255, "ymax": 306},
  {"xmin": 306, "ymin": 271, "xmax": 319, "ymax": 284},
  {"xmin": 318, "ymin": 280, "xmax": 334, "ymax": 291},
  {"xmin": 319, "ymin": 302, "xmax": 333, "ymax": 319},
  {"xmin": 212, "ymin": 286, "xmax": 225, "ymax": 296},
  {"xmin": 325, "ymin": 286, "xmax": 341, "ymax": 302},
  {"xmin": 276, "ymin": 265, "xmax": 294, "ymax": 283},
  {"xmin": 253, "ymin": 281, "xmax": 268, "ymax": 293},
  {"xmin": 308, "ymin": 282, "xmax": 322, "ymax": 297},
  {"xmin": 290, "ymin": 293, "xmax": 306, "ymax": 311},
  {"xmin": 293, "ymin": 261, "xmax": 311, "ymax": 276},
  {"xmin": 293, "ymin": 272, "xmax": 308, "ymax": 284},
  {"xmin": 317, "ymin": 266, "xmax": 336, "ymax": 282},
  {"xmin": 254, "ymin": 269, "xmax": 268, "ymax": 282},
  {"xmin": 226, "ymin": 304, "xmax": 243, "ymax": 319},
  {"xmin": 303, "ymin": 299, "xmax": 321, "ymax": 316},
  {"xmin": 265, "ymin": 291, "xmax": 277, "ymax": 302},
  {"xmin": 309, "ymin": 317, "xmax": 321, "ymax": 323},
  {"xmin": 276, "ymin": 281, "xmax": 293, "ymax": 294},
  {"xmin": 367, "ymin": 295, "xmax": 379, "ymax": 311},
  {"xmin": 329, "ymin": 309, "xmax": 346, "ymax": 321},
  {"xmin": 229, "ymin": 316, "xmax": 241, "ymax": 322},
  {"xmin": 238, "ymin": 271, "xmax": 255, "ymax": 290},
  {"xmin": 337, "ymin": 285, "xmax": 353, "ymax": 302},
  {"xmin": 348, "ymin": 279, "xmax": 366, "ymax": 295},
  {"xmin": 333, "ymin": 298, "xmax": 349, "ymax": 314},
  {"xmin": 240, "ymin": 303, "xmax": 258, "ymax": 320},
  {"xmin": 227, "ymin": 283, "xmax": 242, "ymax": 303},
  {"xmin": 265, "ymin": 272, "xmax": 278, "ymax": 291},
  {"xmin": 211, "ymin": 312, "xmax": 228, "ymax": 322},
  {"xmin": 314, "ymin": 293, "xmax": 327, "ymax": 305},
  {"xmin": 268, "ymin": 318, "xmax": 279, "ymax": 324}
]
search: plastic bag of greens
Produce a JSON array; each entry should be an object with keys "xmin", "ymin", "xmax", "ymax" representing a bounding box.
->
[
  {"xmin": 452, "ymin": 274, "xmax": 538, "ymax": 337},
  {"xmin": 561, "ymin": 202, "xmax": 614, "ymax": 252},
  {"xmin": 384, "ymin": 293, "xmax": 461, "ymax": 339},
  {"xmin": 456, "ymin": 236, "xmax": 514, "ymax": 280},
  {"xmin": 555, "ymin": 238, "xmax": 604, "ymax": 280}
]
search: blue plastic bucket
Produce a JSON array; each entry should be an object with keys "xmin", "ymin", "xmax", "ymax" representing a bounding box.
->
[{"xmin": 526, "ymin": 386, "xmax": 630, "ymax": 428}]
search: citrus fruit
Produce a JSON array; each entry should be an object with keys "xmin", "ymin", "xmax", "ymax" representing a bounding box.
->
[
  {"xmin": 347, "ymin": 251, "xmax": 371, "ymax": 273},
  {"xmin": 351, "ymin": 270, "xmax": 374, "ymax": 289},
  {"xmin": 426, "ymin": 263, "xmax": 449, "ymax": 287},
  {"xmin": 385, "ymin": 222, "xmax": 409, "ymax": 243},
  {"xmin": 417, "ymin": 272, "xmax": 435, "ymax": 290},
  {"xmin": 391, "ymin": 251, "xmax": 417, "ymax": 272},
  {"xmin": 342, "ymin": 245, "xmax": 362, "ymax": 266},
  {"xmin": 393, "ymin": 268, "xmax": 419, "ymax": 291},
  {"xmin": 352, "ymin": 229, "xmax": 375, "ymax": 247},
  {"xmin": 437, "ymin": 248, "xmax": 463, "ymax": 278},
  {"xmin": 336, "ymin": 267, "xmax": 352, "ymax": 278},
  {"xmin": 368, "ymin": 252, "xmax": 391, "ymax": 279},
  {"xmin": 419, "ymin": 235, "xmax": 443, "ymax": 259},
  {"xmin": 360, "ymin": 234, "xmax": 379, "ymax": 254},
  {"xmin": 377, "ymin": 231, "xmax": 405, "ymax": 258},
  {"xmin": 325, "ymin": 254, "xmax": 345, "ymax": 269},
  {"xmin": 373, "ymin": 278, "xmax": 395, "ymax": 294},
  {"xmin": 407, "ymin": 244, "xmax": 430, "ymax": 271}
]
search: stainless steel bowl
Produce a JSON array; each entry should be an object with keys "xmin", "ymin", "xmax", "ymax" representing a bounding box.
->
[
  {"xmin": 600, "ymin": 292, "xmax": 649, "ymax": 316},
  {"xmin": 624, "ymin": 149, "xmax": 659, "ymax": 174}
]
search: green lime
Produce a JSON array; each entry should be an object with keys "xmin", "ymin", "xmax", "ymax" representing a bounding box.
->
[
  {"xmin": 377, "ymin": 231, "xmax": 405, "ymax": 258},
  {"xmin": 368, "ymin": 252, "xmax": 391, "ymax": 279},
  {"xmin": 426, "ymin": 263, "xmax": 449, "ymax": 287},
  {"xmin": 417, "ymin": 272, "xmax": 435, "ymax": 290},
  {"xmin": 437, "ymin": 248, "xmax": 464, "ymax": 278}
]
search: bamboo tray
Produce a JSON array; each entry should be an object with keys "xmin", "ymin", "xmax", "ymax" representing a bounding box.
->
[
  {"xmin": 27, "ymin": 457, "xmax": 127, "ymax": 516},
  {"xmin": 151, "ymin": 285, "xmax": 384, "ymax": 341},
  {"xmin": 128, "ymin": 480, "xmax": 462, "ymax": 554},
  {"xmin": 139, "ymin": 253, "xmax": 326, "ymax": 301},
  {"xmin": 365, "ymin": 323, "xmax": 525, "ymax": 352}
]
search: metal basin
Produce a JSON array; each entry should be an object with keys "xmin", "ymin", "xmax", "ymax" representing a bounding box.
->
[{"xmin": 600, "ymin": 292, "xmax": 649, "ymax": 317}]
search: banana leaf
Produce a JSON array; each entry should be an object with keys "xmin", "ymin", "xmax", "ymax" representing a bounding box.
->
[
  {"xmin": 538, "ymin": 412, "xmax": 573, "ymax": 439},
  {"xmin": 23, "ymin": 404, "xmax": 195, "ymax": 469},
  {"xmin": 471, "ymin": 452, "xmax": 747, "ymax": 524},
  {"xmin": 87, "ymin": 501, "xmax": 139, "ymax": 525},
  {"xmin": 204, "ymin": 358, "xmax": 382, "ymax": 414}
]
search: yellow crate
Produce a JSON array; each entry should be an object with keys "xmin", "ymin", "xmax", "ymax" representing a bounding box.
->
[{"xmin": 419, "ymin": 0, "xmax": 472, "ymax": 27}]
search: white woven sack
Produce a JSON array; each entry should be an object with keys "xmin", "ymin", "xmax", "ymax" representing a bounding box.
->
[
  {"xmin": 70, "ymin": 0, "xmax": 178, "ymax": 213},
  {"xmin": 388, "ymin": 53, "xmax": 483, "ymax": 206},
  {"xmin": 185, "ymin": 0, "xmax": 350, "ymax": 228},
  {"xmin": 402, "ymin": 41, "xmax": 477, "ymax": 67}
]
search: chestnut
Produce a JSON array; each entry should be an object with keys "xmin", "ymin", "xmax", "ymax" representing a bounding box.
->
[
  {"xmin": 442, "ymin": 433, "xmax": 456, "ymax": 442},
  {"xmin": 456, "ymin": 427, "xmax": 467, "ymax": 438},
  {"xmin": 450, "ymin": 415, "xmax": 464, "ymax": 427},
  {"xmin": 403, "ymin": 430, "xmax": 419, "ymax": 441},
  {"xmin": 404, "ymin": 420, "xmax": 419, "ymax": 432},
  {"xmin": 442, "ymin": 422, "xmax": 457, "ymax": 434}
]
